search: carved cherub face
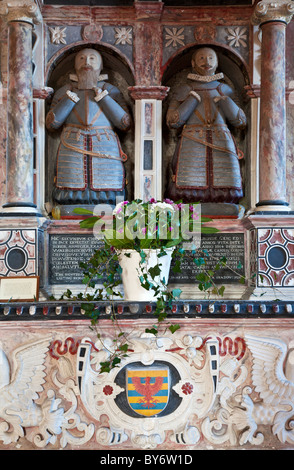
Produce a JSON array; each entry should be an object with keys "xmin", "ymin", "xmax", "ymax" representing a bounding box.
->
[
  {"xmin": 191, "ymin": 48, "xmax": 218, "ymax": 76},
  {"xmin": 75, "ymin": 49, "xmax": 103, "ymax": 74}
]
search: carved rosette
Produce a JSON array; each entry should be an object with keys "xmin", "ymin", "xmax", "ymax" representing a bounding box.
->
[{"xmin": 252, "ymin": 0, "xmax": 294, "ymax": 25}]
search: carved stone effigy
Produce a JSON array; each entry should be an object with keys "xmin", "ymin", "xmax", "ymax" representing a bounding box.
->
[
  {"xmin": 46, "ymin": 48, "xmax": 132, "ymax": 207},
  {"xmin": 165, "ymin": 47, "xmax": 246, "ymax": 206},
  {"xmin": 0, "ymin": 321, "xmax": 294, "ymax": 450}
]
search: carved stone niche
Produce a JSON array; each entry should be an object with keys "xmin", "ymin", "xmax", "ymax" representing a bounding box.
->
[
  {"xmin": 45, "ymin": 44, "xmax": 135, "ymax": 215},
  {"xmin": 162, "ymin": 44, "xmax": 251, "ymax": 217}
]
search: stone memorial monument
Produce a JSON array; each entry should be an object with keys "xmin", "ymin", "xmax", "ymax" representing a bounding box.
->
[{"xmin": 0, "ymin": 0, "xmax": 294, "ymax": 452}]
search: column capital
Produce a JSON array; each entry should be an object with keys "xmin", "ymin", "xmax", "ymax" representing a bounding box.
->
[
  {"xmin": 128, "ymin": 86, "xmax": 170, "ymax": 101},
  {"xmin": 0, "ymin": 1, "xmax": 42, "ymax": 25},
  {"xmin": 252, "ymin": 0, "xmax": 294, "ymax": 26}
]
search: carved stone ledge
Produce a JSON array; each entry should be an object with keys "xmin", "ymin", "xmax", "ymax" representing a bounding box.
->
[
  {"xmin": 33, "ymin": 87, "xmax": 54, "ymax": 100},
  {"xmin": 1, "ymin": 300, "xmax": 294, "ymax": 321},
  {"xmin": 244, "ymin": 84, "xmax": 261, "ymax": 98},
  {"xmin": 0, "ymin": 0, "xmax": 42, "ymax": 25},
  {"xmin": 252, "ymin": 0, "xmax": 294, "ymax": 26},
  {"xmin": 128, "ymin": 86, "xmax": 170, "ymax": 101}
]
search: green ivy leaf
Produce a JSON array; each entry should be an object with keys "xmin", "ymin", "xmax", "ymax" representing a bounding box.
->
[
  {"xmin": 112, "ymin": 357, "xmax": 121, "ymax": 367},
  {"xmin": 169, "ymin": 324, "xmax": 181, "ymax": 334},
  {"xmin": 218, "ymin": 286, "xmax": 225, "ymax": 297},
  {"xmin": 119, "ymin": 343, "xmax": 129, "ymax": 353},
  {"xmin": 172, "ymin": 259, "xmax": 182, "ymax": 273},
  {"xmin": 145, "ymin": 327, "xmax": 158, "ymax": 335},
  {"xmin": 172, "ymin": 288, "xmax": 182, "ymax": 298},
  {"xmin": 73, "ymin": 208, "xmax": 94, "ymax": 215},
  {"xmin": 79, "ymin": 216, "xmax": 99, "ymax": 228},
  {"xmin": 148, "ymin": 264, "xmax": 161, "ymax": 279}
]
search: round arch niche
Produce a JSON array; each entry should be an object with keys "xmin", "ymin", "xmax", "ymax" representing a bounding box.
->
[
  {"xmin": 45, "ymin": 43, "xmax": 135, "ymax": 209},
  {"xmin": 161, "ymin": 43, "xmax": 251, "ymax": 211}
]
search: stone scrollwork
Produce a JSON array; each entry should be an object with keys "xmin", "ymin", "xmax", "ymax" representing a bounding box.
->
[
  {"xmin": 202, "ymin": 334, "xmax": 294, "ymax": 447},
  {"xmin": 0, "ymin": 337, "xmax": 93, "ymax": 449},
  {"xmin": 0, "ymin": 0, "xmax": 42, "ymax": 24},
  {"xmin": 252, "ymin": 0, "xmax": 294, "ymax": 25},
  {"xmin": 1, "ymin": 332, "xmax": 294, "ymax": 449}
]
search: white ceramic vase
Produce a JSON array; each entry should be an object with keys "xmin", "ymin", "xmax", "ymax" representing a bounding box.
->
[{"xmin": 118, "ymin": 248, "xmax": 174, "ymax": 301}]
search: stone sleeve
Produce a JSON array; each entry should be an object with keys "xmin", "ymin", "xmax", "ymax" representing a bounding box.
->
[
  {"xmin": 99, "ymin": 83, "xmax": 132, "ymax": 131},
  {"xmin": 45, "ymin": 86, "xmax": 77, "ymax": 131},
  {"xmin": 217, "ymin": 96, "xmax": 247, "ymax": 129}
]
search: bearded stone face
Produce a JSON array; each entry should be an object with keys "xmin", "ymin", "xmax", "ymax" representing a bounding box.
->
[
  {"xmin": 191, "ymin": 48, "xmax": 218, "ymax": 77},
  {"xmin": 75, "ymin": 49, "xmax": 103, "ymax": 89}
]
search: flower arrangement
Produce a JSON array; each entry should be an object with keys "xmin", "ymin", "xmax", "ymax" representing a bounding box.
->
[
  {"xmin": 77, "ymin": 198, "xmax": 217, "ymax": 251},
  {"xmin": 67, "ymin": 199, "xmax": 231, "ymax": 371}
]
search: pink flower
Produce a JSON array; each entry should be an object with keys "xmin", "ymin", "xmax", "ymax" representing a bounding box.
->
[
  {"xmin": 141, "ymin": 227, "xmax": 147, "ymax": 234},
  {"xmin": 149, "ymin": 198, "xmax": 157, "ymax": 203},
  {"xmin": 163, "ymin": 198, "xmax": 174, "ymax": 204}
]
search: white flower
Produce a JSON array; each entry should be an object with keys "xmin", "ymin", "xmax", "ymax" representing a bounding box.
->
[
  {"xmin": 49, "ymin": 26, "xmax": 67, "ymax": 45},
  {"xmin": 114, "ymin": 27, "xmax": 132, "ymax": 45},
  {"xmin": 226, "ymin": 26, "xmax": 247, "ymax": 48},
  {"xmin": 151, "ymin": 202, "xmax": 175, "ymax": 212},
  {"xmin": 164, "ymin": 27, "xmax": 185, "ymax": 48}
]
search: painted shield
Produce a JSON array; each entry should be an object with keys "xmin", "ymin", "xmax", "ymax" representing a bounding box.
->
[{"xmin": 126, "ymin": 366, "xmax": 170, "ymax": 417}]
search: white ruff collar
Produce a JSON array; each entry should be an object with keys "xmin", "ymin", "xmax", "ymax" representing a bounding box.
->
[
  {"xmin": 69, "ymin": 73, "xmax": 108, "ymax": 83},
  {"xmin": 187, "ymin": 72, "xmax": 224, "ymax": 83}
]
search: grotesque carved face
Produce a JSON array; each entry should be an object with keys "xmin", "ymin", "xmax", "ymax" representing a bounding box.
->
[{"xmin": 191, "ymin": 48, "xmax": 218, "ymax": 76}]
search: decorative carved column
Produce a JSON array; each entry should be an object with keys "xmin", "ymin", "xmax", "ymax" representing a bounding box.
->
[
  {"xmin": 129, "ymin": 86, "xmax": 169, "ymax": 201},
  {"xmin": 252, "ymin": 0, "xmax": 294, "ymax": 212},
  {"xmin": 0, "ymin": 1, "xmax": 42, "ymax": 216},
  {"xmin": 129, "ymin": 1, "xmax": 168, "ymax": 201}
]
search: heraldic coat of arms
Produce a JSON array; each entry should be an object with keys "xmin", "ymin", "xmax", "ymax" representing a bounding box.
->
[{"xmin": 126, "ymin": 367, "xmax": 170, "ymax": 417}]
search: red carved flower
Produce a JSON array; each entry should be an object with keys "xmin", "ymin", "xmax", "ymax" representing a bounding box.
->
[
  {"xmin": 103, "ymin": 385, "xmax": 113, "ymax": 396},
  {"xmin": 181, "ymin": 382, "xmax": 193, "ymax": 395}
]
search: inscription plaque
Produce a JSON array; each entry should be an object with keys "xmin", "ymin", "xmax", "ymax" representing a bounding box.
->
[
  {"xmin": 49, "ymin": 234, "xmax": 103, "ymax": 285},
  {"xmin": 169, "ymin": 233, "xmax": 245, "ymax": 284},
  {"xmin": 48, "ymin": 233, "xmax": 245, "ymax": 285}
]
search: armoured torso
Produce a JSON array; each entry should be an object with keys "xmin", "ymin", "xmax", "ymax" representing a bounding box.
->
[
  {"xmin": 166, "ymin": 76, "xmax": 246, "ymax": 203},
  {"xmin": 47, "ymin": 79, "xmax": 131, "ymax": 203}
]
